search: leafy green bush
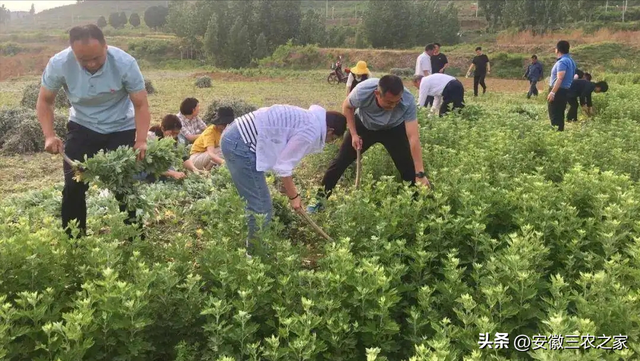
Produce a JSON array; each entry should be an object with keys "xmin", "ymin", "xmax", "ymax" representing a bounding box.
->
[
  {"xmin": 145, "ymin": 79, "xmax": 156, "ymax": 95},
  {"xmin": 0, "ymin": 42, "xmax": 22, "ymax": 56},
  {"xmin": 20, "ymin": 82, "xmax": 70, "ymax": 109},
  {"xmin": 258, "ymin": 40, "xmax": 328, "ymax": 70},
  {"xmin": 0, "ymin": 107, "xmax": 67, "ymax": 154},
  {"xmin": 194, "ymin": 75, "xmax": 212, "ymax": 88},
  {"xmin": 202, "ymin": 98, "xmax": 257, "ymax": 124}
]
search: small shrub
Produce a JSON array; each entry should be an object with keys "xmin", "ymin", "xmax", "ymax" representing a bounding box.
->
[
  {"xmin": 195, "ymin": 76, "xmax": 212, "ymax": 88},
  {"xmin": 0, "ymin": 42, "xmax": 22, "ymax": 56},
  {"xmin": 203, "ymin": 99, "xmax": 257, "ymax": 124},
  {"xmin": 389, "ymin": 68, "xmax": 414, "ymax": 77},
  {"xmin": 20, "ymin": 82, "xmax": 70, "ymax": 109},
  {"xmin": 145, "ymin": 79, "xmax": 156, "ymax": 95},
  {"xmin": 0, "ymin": 108, "xmax": 67, "ymax": 154}
]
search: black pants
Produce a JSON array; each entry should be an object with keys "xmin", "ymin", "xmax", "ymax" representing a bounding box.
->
[
  {"xmin": 440, "ymin": 80, "xmax": 465, "ymax": 116},
  {"xmin": 320, "ymin": 115, "xmax": 415, "ymax": 197},
  {"xmin": 473, "ymin": 74, "xmax": 486, "ymax": 96},
  {"xmin": 62, "ymin": 121, "xmax": 137, "ymax": 237},
  {"xmin": 424, "ymin": 96, "xmax": 434, "ymax": 108},
  {"xmin": 567, "ymin": 96, "xmax": 579, "ymax": 122},
  {"xmin": 527, "ymin": 80, "xmax": 539, "ymax": 98},
  {"xmin": 547, "ymin": 87, "xmax": 569, "ymax": 131}
]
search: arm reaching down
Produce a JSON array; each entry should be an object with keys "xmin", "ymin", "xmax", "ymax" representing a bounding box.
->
[
  {"xmin": 36, "ymin": 87, "xmax": 64, "ymax": 154},
  {"xmin": 129, "ymin": 90, "xmax": 151, "ymax": 160},
  {"xmin": 405, "ymin": 120, "xmax": 430, "ymax": 188}
]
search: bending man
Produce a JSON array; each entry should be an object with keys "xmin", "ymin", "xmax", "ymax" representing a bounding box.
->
[
  {"xmin": 415, "ymin": 73, "xmax": 465, "ymax": 116},
  {"xmin": 309, "ymin": 75, "xmax": 431, "ymax": 213},
  {"xmin": 37, "ymin": 24, "xmax": 150, "ymax": 238},
  {"xmin": 567, "ymin": 80, "xmax": 608, "ymax": 122}
]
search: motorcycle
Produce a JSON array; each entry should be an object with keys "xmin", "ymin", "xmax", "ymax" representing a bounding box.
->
[{"xmin": 327, "ymin": 62, "xmax": 350, "ymax": 85}]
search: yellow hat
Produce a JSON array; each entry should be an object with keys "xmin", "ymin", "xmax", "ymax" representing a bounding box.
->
[{"xmin": 351, "ymin": 61, "xmax": 370, "ymax": 75}]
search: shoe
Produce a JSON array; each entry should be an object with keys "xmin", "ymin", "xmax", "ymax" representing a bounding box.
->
[{"xmin": 306, "ymin": 203, "xmax": 324, "ymax": 214}]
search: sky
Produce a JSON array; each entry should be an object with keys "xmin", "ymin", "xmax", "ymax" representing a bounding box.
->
[{"xmin": 2, "ymin": 0, "xmax": 76, "ymax": 13}]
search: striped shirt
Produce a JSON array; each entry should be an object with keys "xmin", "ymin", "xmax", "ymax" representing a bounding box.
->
[{"xmin": 236, "ymin": 112, "xmax": 258, "ymax": 152}]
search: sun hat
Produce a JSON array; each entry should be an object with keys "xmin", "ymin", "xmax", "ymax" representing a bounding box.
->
[
  {"xmin": 351, "ymin": 61, "xmax": 370, "ymax": 75},
  {"xmin": 212, "ymin": 106, "xmax": 235, "ymax": 125}
]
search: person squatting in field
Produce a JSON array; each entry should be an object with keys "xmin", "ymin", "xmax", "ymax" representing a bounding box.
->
[
  {"xmin": 220, "ymin": 104, "xmax": 347, "ymax": 254},
  {"xmin": 566, "ymin": 80, "xmax": 608, "ymax": 122},
  {"xmin": 414, "ymin": 73, "xmax": 466, "ymax": 116},
  {"xmin": 176, "ymin": 97, "xmax": 206, "ymax": 145},
  {"xmin": 37, "ymin": 24, "xmax": 150, "ymax": 239},
  {"xmin": 547, "ymin": 40, "xmax": 577, "ymax": 131},
  {"xmin": 189, "ymin": 107, "xmax": 235, "ymax": 170},
  {"xmin": 308, "ymin": 75, "xmax": 431, "ymax": 213}
]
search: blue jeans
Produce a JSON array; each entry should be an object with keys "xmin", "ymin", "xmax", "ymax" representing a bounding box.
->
[{"xmin": 220, "ymin": 123, "xmax": 272, "ymax": 244}]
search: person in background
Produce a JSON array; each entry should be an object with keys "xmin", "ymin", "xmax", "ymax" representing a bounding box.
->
[
  {"xmin": 177, "ymin": 97, "xmax": 206, "ymax": 144},
  {"xmin": 524, "ymin": 55, "xmax": 544, "ymax": 99},
  {"xmin": 431, "ymin": 43, "xmax": 449, "ymax": 74},
  {"xmin": 547, "ymin": 40, "xmax": 577, "ymax": 131},
  {"xmin": 567, "ymin": 80, "xmax": 608, "ymax": 122},
  {"xmin": 308, "ymin": 75, "xmax": 431, "ymax": 213},
  {"xmin": 37, "ymin": 24, "xmax": 150, "ymax": 239},
  {"xmin": 346, "ymin": 61, "xmax": 372, "ymax": 95},
  {"xmin": 220, "ymin": 104, "xmax": 347, "ymax": 253},
  {"xmin": 466, "ymin": 46, "xmax": 490, "ymax": 97},
  {"xmin": 189, "ymin": 107, "xmax": 235, "ymax": 171},
  {"xmin": 415, "ymin": 73, "xmax": 465, "ymax": 116},
  {"xmin": 412, "ymin": 75, "xmax": 441, "ymax": 116},
  {"xmin": 415, "ymin": 44, "xmax": 435, "ymax": 77},
  {"xmin": 145, "ymin": 114, "xmax": 200, "ymax": 181}
]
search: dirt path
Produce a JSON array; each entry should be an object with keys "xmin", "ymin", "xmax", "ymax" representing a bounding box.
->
[{"xmin": 457, "ymin": 76, "xmax": 544, "ymax": 94}]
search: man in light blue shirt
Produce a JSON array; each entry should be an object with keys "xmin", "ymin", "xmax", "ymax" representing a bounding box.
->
[
  {"xmin": 547, "ymin": 40, "xmax": 576, "ymax": 131},
  {"xmin": 36, "ymin": 24, "xmax": 151, "ymax": 238}
]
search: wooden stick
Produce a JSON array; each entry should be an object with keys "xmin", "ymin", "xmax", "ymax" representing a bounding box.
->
[
  {"xmin": 296, "ymin": 208, "xmax": 334, "ymax": 242},
  {"xmin": 355, "ymin": 148, "xmax": 361, "ymax": 189}
]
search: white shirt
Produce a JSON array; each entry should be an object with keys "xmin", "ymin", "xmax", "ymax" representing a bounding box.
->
[
  {"xmin": 346, "ymin": 72, "xmax": 373, "ymax": 90},
  {"xmin": 249, "ymin": 105, "xmax": 327, "ymax": 177},
  {"xmin": 418, "ymin": 73, "xmax": 455, "ymax": 107},
  {"xmin": 415, "ymin": 52, "xmax": 432, "ymax": 76}
]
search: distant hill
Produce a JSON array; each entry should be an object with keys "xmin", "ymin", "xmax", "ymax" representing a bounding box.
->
[{"xmin": 5, "ymin": 0, "xmax": 485, "ymax": 31}]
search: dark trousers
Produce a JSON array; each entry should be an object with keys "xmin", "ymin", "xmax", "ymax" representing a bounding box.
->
[
  {"xmin": 567, "ymin": 96, "xmax": 579, "ymax": 122},
  {"xmin": 527, "ymin": 80, "xmax": 539, "ymax": 98},
  {"xmin": 440, "ymin": 80, "xmax": 465, "ymax": 116},
  {"xmin": 547, "ymin": 87, "xmax": 569, "ymax": 131},
  {"xmin": 424, "ymin": 96, "xmax": 434, "ymax": 108},
  {"xmin": 320, "ymin": 115, "xmax": 415, "ymax": 197},
  {"xmin": 473, "ymin": 74, "xmax": 486, "ymax": 96},
  {"xmin": 62, "ymin": 121, "xmax": 137, "ymax": 237}
]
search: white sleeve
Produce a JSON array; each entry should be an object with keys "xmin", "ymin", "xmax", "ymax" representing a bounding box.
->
[
  {"xmin": 418, "ymin": 78, "xmax": 429, "ymax": 107},
  {"xmin": 272, "ymin": 132, "xmax": 315, "ymax": 177},
  {"xmin": 346, "ymin": 73, "xmax": 354, "ymax": 88},
  {"xmin": 421, "ymin": 56, "xmax": 431, "ymax": 75},
  {"xmin": 432, "ymin": 96, "xmax": 443, "ymax": 113},
  {"xmin": 415, "ymin": 56, "xmax": 422, "ymax": 75}
]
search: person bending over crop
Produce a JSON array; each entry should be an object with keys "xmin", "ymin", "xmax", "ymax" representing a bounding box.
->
[
  {"xmin": 412, "ymin": 74, "xmax": 441, "ymax": 115},
  {"xmin": 415, "ymin": 73, "xmax": 465, "ymax": 116},
  {"xmin": 145, "ymin": 114, "xmax": 200, "ymax": 181},
  {"xmin": 308, "ymin": 75, "xmax": 431, "ymax": 213},
  {"xmin": 189, "ymin": 107, "xmax": 234, "ymax": 170},
  {"xmin": 36, "ymin": 24, "xmax": 150, "ymax": 239},
  {"xmin": 567, "ymin": 80, "xmax": 608, "ymax": 122}
]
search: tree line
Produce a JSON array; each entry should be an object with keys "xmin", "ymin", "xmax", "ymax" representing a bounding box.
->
[{"xmin": 95, "ymin": 5, "xmax": 168, "ymax": 30}]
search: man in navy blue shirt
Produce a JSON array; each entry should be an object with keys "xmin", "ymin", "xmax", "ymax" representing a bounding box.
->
[
  {"xmin": 567, "ymin": 80, "xmax": 608, "ymax": 122},
  {"xmin": 524, "ymin": 55, "xmax": 543, "ymax": 99},
  {"xmin": 547, "ymin": 40, "xmax": 576, "ymax": 131}
]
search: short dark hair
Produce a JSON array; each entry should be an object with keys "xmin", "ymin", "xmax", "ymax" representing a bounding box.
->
[
  {"xmin": 412, "ymin": 74, "xmax": 424, "ymax": 84},
  {"xmin": 475, "ymin": 46, "xmax": 482, "ymax": 51},
  {"xmin": 595, "ymin": 81, "xmax": 608, "ymax": 92},
  {"xmin": 180, "ymin": 98, "xmax": 199, "ymax": 115},
  {"xmin": 434, "ymin": 42, "xmax": 441, "ymax": 47},
  {"xmin": 584, "ymin": 72, "xmax": 593, "ymax": 81},
  {"xmin": 556, "ymin": 40, "xmax": 570, "ymax": 54},
  {"xmin": 326, "ymin": 111, "xmax": 347, "ymax": 137},
  {"xmin": 531, "ymin": 55, "xmax": 538, "ymax": 59},
  {"xmin": 161, "ymin": 114, "xmax": 183, "ymax": 131},
  {"xmin": 378, "ymin": 75, "xmax": 404, "ymax": 96},
  {"xmin": 69, "ymin": 24, "xmax": 106, "ymax": 45},
  {"xmin": 425, "ymin": 44, "xmax": 435, "ymax": 51}
]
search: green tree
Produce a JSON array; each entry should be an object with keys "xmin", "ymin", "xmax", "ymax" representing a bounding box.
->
[
  {"xmin": 97, "ymin": 15, "xmax": 107, "ymax": 28},
  {"xmin": 109, "ymin": 12, "xmax": 124, "ymax": 28},
  {"xmin": 479, "ymin": 0, "xmax": 506, "ymax": 31},
  {"xmin": 297, "ymin": 9, "xmax": 326, "ymax": 45},
  {"xmin": 119, "ymin": 11, "xmax": 127, "ymax": 27},
  {"xmin": 144, "ymin": 5, "xmax": 169, "ymax": 30},
  {"xmin": 203, "ymin": 14, "xmax": 222, "ymax": 63},
  {"xmin": 364, "ymin": 0, "xmax": 412, "ymax": 48},
  {"xmin": 431, "ymin": 2, "xmax": 460, "ymax": 45},
  {"xmin": 411, "ymin": 0, "xmax": 439, "ymax": 46},
  {"xmin": 254, "ymin": 32, "xmax": 269, "ymax": 60},
  {"xmin": 0, "ymin": 4, "xmax": 10, "ymax": 25},
  {"xmin": 129, "ymin": 12, "xmax": 140, "ymax": 28},
  {"xmin": 228, "ymin": 19, "xmax": 251, "ymax": 68},
  {"xmin": 256, "ymin": 0, "xmax": 302, "ymax": 52},
  {"xmin": 29, "ymin": 3, "xmax": 35, "ymax": 16}
]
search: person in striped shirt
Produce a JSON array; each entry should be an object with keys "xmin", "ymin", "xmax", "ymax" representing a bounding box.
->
[{"xmin": 220, "ymin": 104, "xmax": 347, "ymax": 253}]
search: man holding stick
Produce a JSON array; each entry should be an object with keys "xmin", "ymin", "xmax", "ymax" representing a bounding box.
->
[{"xmin": 37, "ymin": 24, "xmax": 150, "ymax": 238}]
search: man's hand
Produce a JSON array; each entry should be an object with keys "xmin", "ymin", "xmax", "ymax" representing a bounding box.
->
[
  {"xmin": 168, "ymin": 170, "xmax": 186, "ymax": 180},
  {"xmin": 439, "ymin": 69, "xmax": 445, "ymax": 73},
  {"xmin": 416, "ymin": 176, "xmax": 431, "ymax": 188},
  {"xmin": 44, "ymin": 136, "xmax": 64, "ymax": 154},
  {"xmin": 134, "ymin": 140, "xmax": 147, "ymax": 160},
  {"xmin": 289, "ymin": 195, "xmax": 302, "ymax": 211},
  {"xmin": 351, "ymin": 134, "xmax": 362, "ymax": 150},
  {"xmin": 547, "ymin": 92, "xmax": 555, "ymax": 103}
]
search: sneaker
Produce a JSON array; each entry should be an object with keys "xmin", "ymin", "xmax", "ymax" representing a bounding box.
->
[{"xmin": 306, "ymin": 203, "xmax": 324, "ymax": 214}]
